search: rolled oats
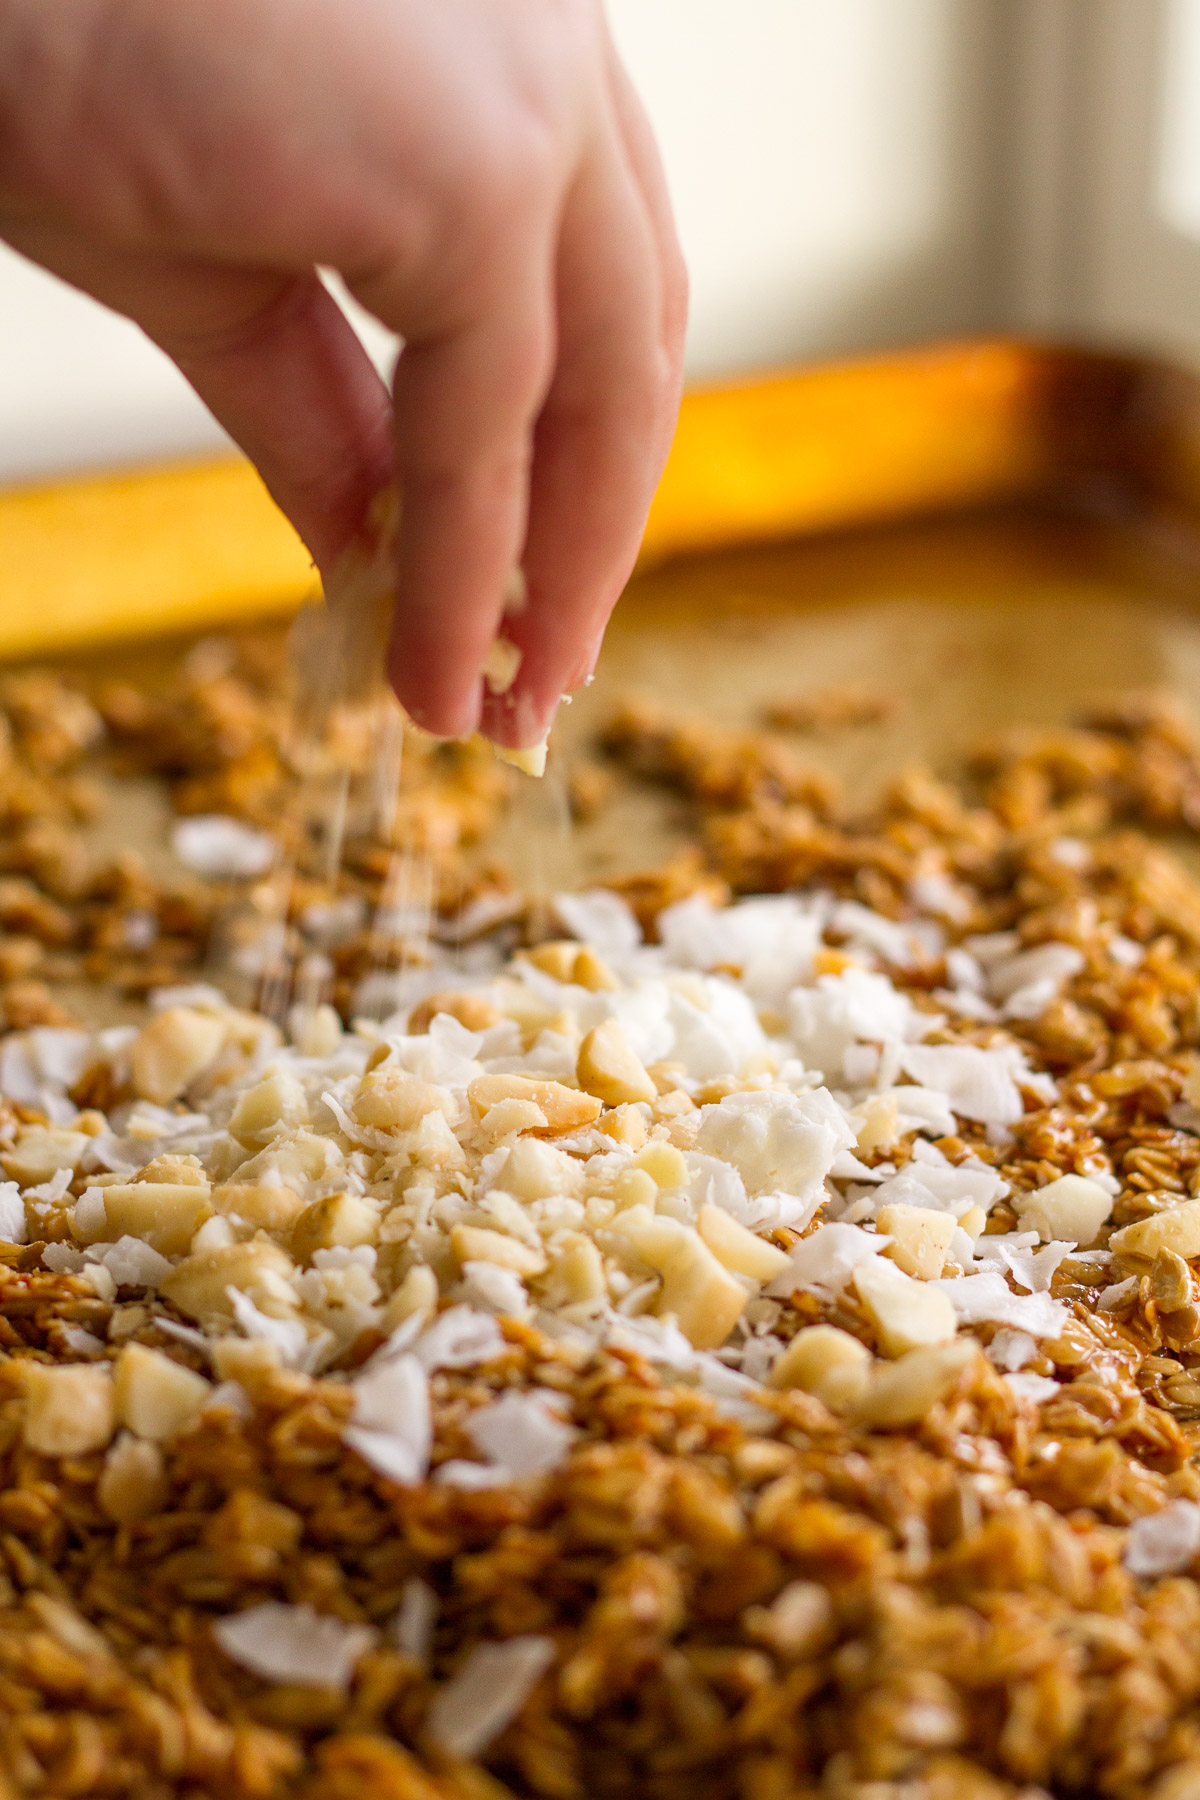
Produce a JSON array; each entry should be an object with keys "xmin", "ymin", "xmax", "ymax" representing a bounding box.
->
[{"xmin": 11, "ymin": 655, "xmax": 1200, "ymax": 1797}]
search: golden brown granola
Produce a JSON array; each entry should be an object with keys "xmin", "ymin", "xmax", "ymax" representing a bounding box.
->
[{"xmin": 11, "ymin": 658, "xmax": 1200, "ymax": 1800}]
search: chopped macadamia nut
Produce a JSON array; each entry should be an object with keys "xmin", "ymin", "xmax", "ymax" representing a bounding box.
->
[
  {"xmin": 212, "ymin": 1181, "xmax": 306, "ymax": 1233},
  {"xmin": 212, "ymin": 1336, "xmax": 282, "ymax": 1381},
  {"xmin": 291, "ymin": 1193, "xmax": 380, "ymax": 1262},
  {"xmin": 229, "ymin": 1070, "xmax": 310, "ymax": 1145},
  {"xmin": 2, "ymin": 1127, "xmax": 89, "ymax": 1187},
  {"xmin": 612, "ymin": 1206, "xmax": 748, "ymax": 1348},
  {"xmin": 407, "ymin": 991, "xmax": 502, "ymax": 1035},
  {"xmin": 633, "ymin": 1142, "xmax": 689, "ymax": 1190},
  {"xmin": 479, "ymin": 1098, "xmax": 549, "ymax": 1143},
  {"xmin": 548, "ymin": 1237, "xmax": 606, "ymax": 1304},
  {"xmin": 769, "ymin": 1324, "xmax": 871, "ymax": 1411},
  {"xmin": 598, "ymin": 1106, "xmax": 649, "ymax": 1149},
  {"xmin": 876, "ymin": 1203, "xmax": 957, "ymax": 1280},
  {"xmin": 468, "ymin": 1074, "xmax": 602, "ymax": 1133},
  {"xmin": 482, "ymin": 636, "xmax": 522, "ymax": 696},
  {"xmin": 113, "ymin": 1343, "xmax": 212, "ymax": 1441},
  {"xmin": 84, "ymin": 1182, "xmax": 214, "ymax": 1256},
  {"xmin": 495, "ymin": 739, "xmax": 548, "ymax": 778},
  {"xmin": 1015, "ymin": 1174, "xmax": 1113, "ymax": 1246},
  {"xmin": 853, "ymin": 1256, "xmax": 958, "ymax": 1357},
  {"xmin": 611, "ymin": 1167, "xmax": 658, "ymax": 1211},
  {"xmin": 354, "ymin": 1070, "xmax": 454, "ymax": 1131},
  {"xmin": 160, "ymin": 1239, "xmax": 297, "ymax": 1321},
  {"xmin": 452, "ymin": 1223, "xmax": 546, "ymax": 1276},
  {"xmin": 23, "ymin": 1363, "xmax": 115, "ymax": 1457},
  {"xmin": 381, "ymin": 1263, "xmax": 439, "ymax": 1331},
  {"xmin": 98, "ymin": 1432, "xmax": 168, "ymax": 1522},
  {"xmin": 1111, "ymin": 1201, "xmax": 1200, "ymax": 1269},
  {"xmin": 130, "ymin": 1006, "xmax": 225, "ymax": 1104},
  {"xmin": 853, "ymin": 1093, "xmax": 900, "ymax": 1154},
  {"xmin": 525, "ymin": 941, "xmax": 581, "ymax": 982},
  {"xmin": 293, "ymin": 1002, "xmax": 343, "ymax": 1058},
  {"xmin": 854, "ymin": 1340, "xmax": 978, "ymax": 1428},
  {"xmin": 697, "ymin": 1205, "xmax": 791, "ymax": 1281},
  {"xmin": 136, "ymin": 1153, "xmax": 209, "ymax": 1187},
  {"xmin": 577, "ymin": 1019, "xmax": 657, "ymax": 1107}
]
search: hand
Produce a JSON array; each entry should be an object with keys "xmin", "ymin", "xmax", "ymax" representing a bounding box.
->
[{"xmin": 0, "ymin": 0, "xmax": 686, "ymax": 745}]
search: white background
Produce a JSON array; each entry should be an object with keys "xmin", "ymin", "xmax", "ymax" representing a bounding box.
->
[{"xmin": 1, "ymin": 0, "xmax": 1199, "ymax": 484}]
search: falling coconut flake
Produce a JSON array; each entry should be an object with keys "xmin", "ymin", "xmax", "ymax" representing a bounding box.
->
[
  {"xmin": 427, "ymin": 1636, "xmax": 556, "ymax": 1759},
  {"xmin": 212, "ymin": 1602, "xmax": 377, "ymax": 1688}
]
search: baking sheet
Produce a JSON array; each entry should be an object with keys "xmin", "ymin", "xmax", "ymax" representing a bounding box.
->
[{"xmin": 40, "ymin": 498, "xmax": 1200, "ymax": 915}]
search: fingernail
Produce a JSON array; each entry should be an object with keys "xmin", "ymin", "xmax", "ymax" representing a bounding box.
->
[
  {"xmin": 566, "ymin": 632, "xmax": 604, "ymax": 691},
  {"xmin": 403, "ymin": 681, "xmax": 481, "ymax": 742}
]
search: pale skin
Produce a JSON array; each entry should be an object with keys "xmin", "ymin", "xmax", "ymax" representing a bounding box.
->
[{"xmin": 0, "ymin": 0, "xmax": 687, "ymax": 747}]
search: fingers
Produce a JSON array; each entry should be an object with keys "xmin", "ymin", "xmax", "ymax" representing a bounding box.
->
[
  {"xmin": 600, "ymin": 33, "xmax": 689, "ymax": 417},
  {"xmin": 359, "ymin": 206, "xmax": 558, "ymax": 740},
  {"xmin": 480, "ymin": 106, "xmax": 682, "ymax": 749},
  {"xmin": 160, "ymin": 272, "xmax": 396, "ymax": 572},
  {"xmin": 0, "ymin": 218, "xmax": 394, "ymax": 572}
]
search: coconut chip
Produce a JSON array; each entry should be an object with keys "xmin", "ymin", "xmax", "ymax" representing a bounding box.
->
[
  {"xmin": 1124, "ymin": 1501, "xmax": 1200, "ymax": 1579},
  {"xmin": 212, "ymin": 1602, "xmax": 377, "ymax": 1689},
  {"xmin": 426, "ymin": 1636, "xmax": 556, "ymax": 1759}
]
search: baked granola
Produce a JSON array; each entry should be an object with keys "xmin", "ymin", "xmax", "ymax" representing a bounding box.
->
[{"xmin": 7, "ymin": 661, "xmax": 1200, "ymax": 1797}]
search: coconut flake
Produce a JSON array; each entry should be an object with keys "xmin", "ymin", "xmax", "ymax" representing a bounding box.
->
[
  {"xmin": 172, "ymin": 814, "xmax": 276, "ymax": 879},
  {"xmin": 414, "ymin": 1305, "xmax": 506, "ymax": 1372},
  {"xmin": 391, "ymin": 1578, "xmax": 437, "ymax": 1667},
  {"xmin": 41, "ymin": 1242, "xmax": 86, "ymax": 1273},
  {"xmin": 554, "ymin": 889, "xmax": 641, "ymax": 958},
  {"xmin": 1125, "ymin": 1501, "xmax": 1200, "ymax": 1578},
  {"xmin": 1097, "ymin": 1276, "xmax": 1140, "ymax": 1312},
  {"xmin": 695, "ymin": 1087, "xmax": 854, "ymax": 1208},
  {"xmin": 0, "ymin": 1182, "xmax": 26, "ymax": 1244},
  {"xmin": 435, "ymin": 1459, "xmax": 515, "ymax": 1489},
  {"xmin": 607, "ymin": 1313, "xmax": 696, "ymax": 1367},
  {"xmin": 344, "ymin": 1353, "xmax": 431, "ymax": 1485},
  {"xmin": 988, "ymin": 942, "xmax": 1084, "ymax": 1004},
  {"xmin": 60, "ymin": 1325, "xmax": 106, "ymax": 1355},
  {"xmin": 1005, "ymin": 1371, "xmax": 1059, "ymax": 1406},
  {"xmin": 98, "ymin": 1236, "xmax": 173, "ymax": 1289},
  {"xmin": 933, "ymin": 1271, "xmax": 1067, "ymax": 1336},
  {"xmin": 28, "ymin": 1027, "xmax": 92, "ymax": 1090},
  {"xmin": 456, "ymin": 1261, "xmax": 533, "ymax": 1320},
  {"xmin": 872, "ymin": 1159, "xmax": 1006, "ymax": 1219},
  {"xmin": 427, "ymin": 1637, "xmax": 555, "ymax": 1759},
  {"xmin": 0, "ymin": 1035, "xmax": 42, "ymax": 1104},
  {"xmin": 829, "ymin": 901, "xmax": 921, "ymax": 968},
  {"xmin": 464, "ymin": 1390, "xmax": 575, "ymax": 1479},
  {"xmin": 212, "ymin": 1602, "xmax": 376, "ymax": 1688},
  {"xmin": 787, "ymin": 968, "xmax": 925, "ymax": 1080},
  {"xmin": 975, "ymin": 1234, "xmax": 1075, "ymax": 1293},
  {"xmin": 658, "ymin": 895, "xmax": 821, "ymax": 1005},
  {"xmin": 987, "ymin": 1328, "xmax": 1039, "ymax": 1372},
  {"xmin": 900, "ymin": 1044, "xmax": 1024, "ymax": 1128},
  {"xmin": 228, "ymin": 1289, "xmax": 317, "ymax": 1368},
  {"xmin": 766, "ymin": 1222, "xmax": 888, "ymax": 1299}
]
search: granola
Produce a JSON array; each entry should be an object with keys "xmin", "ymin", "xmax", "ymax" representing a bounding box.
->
[{"xmin": 7, "ymin": 664, "xmax": 1200, "ymax": 1797}]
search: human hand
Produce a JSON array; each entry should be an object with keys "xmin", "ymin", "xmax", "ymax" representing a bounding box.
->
[{"xmin": 0, "ymin": 0, "xmax": 686, "ymax": 746}]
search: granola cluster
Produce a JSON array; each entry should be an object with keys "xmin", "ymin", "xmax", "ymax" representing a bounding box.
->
[
  {"xmin": 7, "ymin": 657, "xmax": 1200, "ymax": 1798},
  {"xmin": 0, "ymin": 642, "xmax": 518, "ymax": 1027}
]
